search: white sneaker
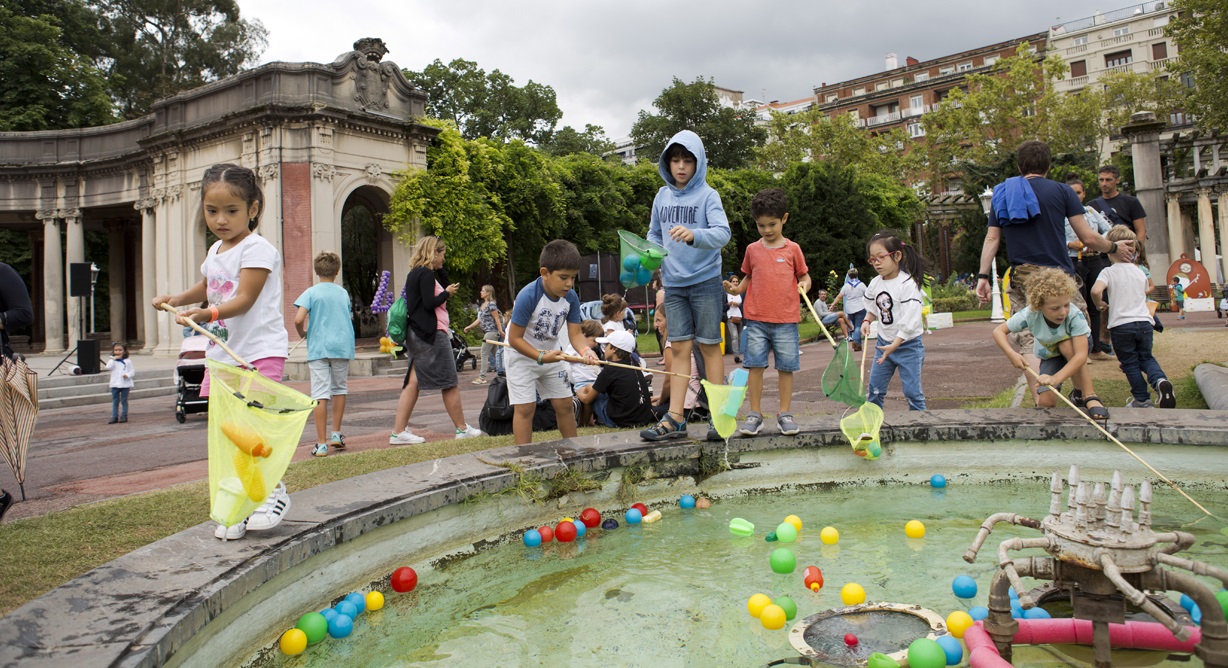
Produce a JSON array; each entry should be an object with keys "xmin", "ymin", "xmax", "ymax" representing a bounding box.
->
[
  {"xmin": 390, "ymin": 429, "xmax": 425, "ymax": 444},
  {"xmin": 215, "ymin": 520, "xmax": 247, "ymax": 540},
  {"xmin": 455, "ymin": 425, "xmax": 483, "ymax": 439},
  {"xmin": 246, "ymin": 482, "xmax": 290, "ymax": 531}
]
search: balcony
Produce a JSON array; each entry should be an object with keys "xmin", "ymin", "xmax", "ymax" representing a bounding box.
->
[
  {"xmin": 865, "ymin": 111, "xmax": 902, "ymax": 128},
  {"xmin": 1150, "ymin": 57, "xmax": 1173, "ymax": 71},
  {"xmin": 1069, "ymin": 75, "xmax": 1089, "ymax": 86},
  {"xmin": 1104, "ymin": 63, "xmax": 1134, "ymax": 75},
  {"xmin": 1099, "ymin": 33, "xmax": 1135, "ymax": 48},
  {"xmin": 901, "ymin": 105, "xmax": 930, "ymax": 118},
  {"xmin": 1066, "ymin": 44, "xmax": 1088, "ymax": 54},
  {"xmin": 1148, "ymin": 27, "xmax": 1165, "ymax": 37}
]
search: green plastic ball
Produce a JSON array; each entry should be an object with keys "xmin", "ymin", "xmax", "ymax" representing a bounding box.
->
[
  {"xmin": 769, "ymin": 547, "xmax": 796, "ymax": 574},
  {"xmin": 1217, "ymin": 590, "xmax": 1228, "ymax": 622},
  {"xmin": 640, "ymin": 249, "xmax": 663, "ymax": 271},
  {"xmin": 295, "ymin": 611, "xmax": 329, "ymax": 645},
  {"xmin": 775, "ymin": 522, "xmax": 798, "ymax": 543},
  {"xmin": 907, "ymin": 637, "xmax": 947, "ymax": 668},
  {"xmin": 774, "ymin": 595, "xmax": 798, "ymax": 620},
  {"xmin": 867, "ymin": 652, "xmax": 901, "ymax": 667}
]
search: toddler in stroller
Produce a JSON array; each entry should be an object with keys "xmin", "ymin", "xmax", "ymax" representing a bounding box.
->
[
  {"xmin": 174, "ymin": 335, "xmax": 209, "ymax": 422},
  {"xmin": 450, "ymin": 327, "xmax": 477, "ymax": 372}
]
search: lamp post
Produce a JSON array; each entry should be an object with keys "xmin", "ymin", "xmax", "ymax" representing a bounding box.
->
[
  {"xmin": 979, "ymin": 187, "xmax": 1006, "ymax": 323},
  {"xmin": 89, "ymin": 262, "xmax": 100, "ymax": 334}
]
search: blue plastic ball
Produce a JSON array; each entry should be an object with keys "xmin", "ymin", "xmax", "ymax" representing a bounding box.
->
[
  {"xmin": 1191, "ymin": 602, "xmax": 1202, "ymax": 624},
  {"xmin": 952, "ymin": 575, "xmax": 978, "ymax": 599},
  {"xmin": 602, "ymin": 518, "xmax": 619, "ymax": 530},
  {"xmin": 930, "ymin": 474, "xmax": 948, "ymax": 488},
  {"xmin": 320, "ymin": 608, "xmax": 338, "ymax": 622},
  {"xmin": 1010, "ymin": 602, "xmax": 1024, "ymax": 619},
  {"xmin": 1180, "ymin": 593, "xmax": 1195, "ymax": 611},
  {"xmin": 336, "ymin": 601, "xmax": 358, "ymax": 619},
  {"xmin": 1009, "ymin": 587, "xmax": 1019, "ymax": 601},
  {"xmin": 523, "ymin": 529, "xmax": 542, "ymax": 547},
  {"xmin": 969, "ymin": 606, "xmax": 989, "ymax": 621},
  {"xmin": 635, "ymin": 266, "xmax": 653, "ymax": 286},
  {"xmin": 622, "ymin": 254, "xmax": 641, "ymax": 271},
  {"xmin": 1023, "ymin": 606, "xmax": 1051, "ymax": 619},
  {"xmin": 625, "ymin": 508, "xmax": 643, "ymax": 524},
  {"xmin": 680, "ymin": 495, "xmax": 696, "ymax": 509},
  {"xmin": 573, "ymin": 521, "xmax": 586, "ymax": 538},
  {"xmin": 345, "ymin": 592, "xmax": 366, "ymax": 615},
  {"xmin": 619, "ymin": 270, "xmax": 635, "ymax": 286},
  {"xmin": 935, "ymin": 635, "xmax": 964, "ymax": 665},
  {"xmin": 327, "ymin": 613, "xmax": 354, "ymax": 639}
]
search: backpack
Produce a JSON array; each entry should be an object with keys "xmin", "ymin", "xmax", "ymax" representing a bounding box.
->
[{"xmin": 386, "ymin": 296, "xmax": 408, "ymax": 345}]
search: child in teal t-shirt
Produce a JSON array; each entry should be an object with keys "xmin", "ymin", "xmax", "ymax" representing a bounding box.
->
[
  {"xmin": 293, "ymin": 252, "xmax": 355, "ymax": 456},
  {"xmin": 1171, "ymin": 280, "xmax": 1186, "ymax": 319}
]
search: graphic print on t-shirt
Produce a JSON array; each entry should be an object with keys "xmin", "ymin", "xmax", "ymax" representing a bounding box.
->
[
  {"xmin": 531, "ymin": 309, "xmax": 568, "ymax": 344},
  {"xmin": 875, "ymin": 292, "xmax": 895, "ymax": 325}
]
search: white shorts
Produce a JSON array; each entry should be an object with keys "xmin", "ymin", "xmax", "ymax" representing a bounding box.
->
[
  {"xmin": 308, "ymin": 358, "xmax": 349, "ymax": 400},
  {"xmin": 505, "ymin": 353, "xmax": 572, "ymax": 405}
]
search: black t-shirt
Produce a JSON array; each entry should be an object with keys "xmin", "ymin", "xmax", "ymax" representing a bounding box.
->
[
  {"xmin": 0, "ymin": 262, "xmax": 34, "ymax": 360},
  {"xmin": 1089, "ymin": 193, "xmax": 1146, "ymax": 232},
  {"xmin": 591, "ymin": 363, "xmax": 656, "ymax": 427},
  {"xmin": 988, "ymin": 177, "xmax": 1082, "ymax": 274}
]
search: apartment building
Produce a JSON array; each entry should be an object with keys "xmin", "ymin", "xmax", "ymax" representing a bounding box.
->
[{"xmin": 1050, "ymin": 1, "xmax": 1179, "ymax": 96}]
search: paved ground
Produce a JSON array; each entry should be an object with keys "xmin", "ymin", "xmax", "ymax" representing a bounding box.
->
[{"xmin": 3, "ymin": 311, "xmax": 1223, "ymax": 521}]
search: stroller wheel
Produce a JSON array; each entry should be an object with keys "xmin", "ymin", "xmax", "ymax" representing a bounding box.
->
[
  {"xmin": 456, "ymin": 357, "xmax": 465, "ymax": 372},
  {"xmin": 470, "ymin": 356, "xmax": 477, "ymax": 370},
  {"xmin": 175, "ymin": 409, "xmax": 186, "ymax": 424}
]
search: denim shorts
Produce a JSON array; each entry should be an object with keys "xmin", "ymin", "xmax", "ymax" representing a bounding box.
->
[
  {"xmin": 664, "ymin": 276, "xmax": 725, "ymax": 345},
  {"xmin": 741, "ymin": 320, "xmax": 800, "ymax": 372}
]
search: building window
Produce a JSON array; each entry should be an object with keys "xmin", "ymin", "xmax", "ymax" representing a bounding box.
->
[
  {"xmin": 1105, "ymin": 50, "xmax": 1133, "ymax": 68},
  {"xmin": 908, "ymin": 123, "xmax": 925, "ymax": 138},
  {"xmin": 826, "ymin": 93, "xmax": 838, "ymax": 103},
  {"xmin": 1152, "ymin": 42, "xmax": 1168, "ymax": 60},
  {"xmin": 1113, "ymin": 26, "xmax": 1130, "ymax": 37},
  {"xmin": 848, "ymin": 110, "xmax": 860, "ymax": 121},
  {"xmin": 984, "ymin": 56, "xmax": 998, "ymax": 67},
  {"xmin": 914, "ymin": 72, "xmax": 929, "ymax": 82},
  {"xmin": 891, "ymin": 78, "xmax": 905, "ymax": 88},
  {"xmin": 1070, "ymin": 60, "xmax": 1087, "ymax": 78},
  {"xmin": 939, "ymin": 66, "xmax": 955, "ymax": 76},
  {"xmin": 875, "ymin": 82, "xmax": 888, "ymax": 91},
  {"xmin": 853, "ymin": 87, "xmax": 866, "ymax": 96},
  {"xmin": 1153, "ymin": 15, "xmax": 1169, "ymax": 27},
  {"xmin": 1073, "ymin": 36, "xmax": 1089, "ymax": 46},
  {"xmin": 910, "ymin": 94, "xmax": 924, "ymax": 109},
  {"xmin": 957, "ymin": 61, "xmax": 974, "ymax": 72}
]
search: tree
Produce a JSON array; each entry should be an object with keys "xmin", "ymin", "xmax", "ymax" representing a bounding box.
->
[
  {"xmin": 404, "ymin": 58, "xmax": 563, "ymax": 145},
  {"xmin": 1165, "ymin": 0, "xmax": 1227, "ymax": 134},
  {"xmin": 540, "ymin": 124, "xmax": 614, "ymax": 157},
  {"xmin": 631, "ymin": 77, "xmax": 767, "ymax": 169},
  {"xmin": 755, "ymin": 109, "xmax": 921, "ymax": 182}
]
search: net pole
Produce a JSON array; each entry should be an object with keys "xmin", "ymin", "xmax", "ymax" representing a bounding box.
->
[{"xmin": 799, "ymin": 285, "xmax": 837, "ymax": 348}]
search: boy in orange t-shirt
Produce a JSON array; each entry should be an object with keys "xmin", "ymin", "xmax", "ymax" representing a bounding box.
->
[{"xmin": 723, "ymin": 188, "xmax": 811, "ymax": 436}]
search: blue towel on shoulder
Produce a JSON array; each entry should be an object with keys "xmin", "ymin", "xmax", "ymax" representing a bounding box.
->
[{"xmin": 991, "ymin": 176, "xmax": 1040, "ymax": 225}]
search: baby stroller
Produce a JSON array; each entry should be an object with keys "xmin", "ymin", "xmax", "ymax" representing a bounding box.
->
[
  {"xmin": 174, "ymin": 335, "xmax": 209, "ymax": 423},
  {"xmin": 450, "ymin": 327, "xmax": 477, "ymax": 372}
]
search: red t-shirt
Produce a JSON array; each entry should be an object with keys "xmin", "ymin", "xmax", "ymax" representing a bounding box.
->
[{"xmin": 740, "ymin": 239, "xmax": 808, "ymax": 323}]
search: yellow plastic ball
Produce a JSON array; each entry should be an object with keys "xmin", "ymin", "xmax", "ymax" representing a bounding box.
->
[
  {"xmin": 279, "ymin": 628, "xmax": 308, "ymax": 655},
  {"xmin": 841, "ymin": 583, "xmax": 867, "ymax": 605},
  {"xmin": 905, "ymin": 520, "xmax": 926, "ymax": 539},
  {"xmin": 760, "ymin": 604, "xmax": 787, "ymax": 630},
  {"xmin": 366, "ymin": 590, "xmax": 385, "ymax": 611},
  {"xmin": 820, "ymin": 526, "xmax": 840, "ymax": 544},
  {"xmin": 946, "ymin": 610, "xmax": 975, "ymax": 639},
  {"xmin": 748, "ymin": 593, "xmax": 772, "ymax": 618},
  {"xmin": 784, "ymin": 514, "xmax": 803, "ymax": 532}
]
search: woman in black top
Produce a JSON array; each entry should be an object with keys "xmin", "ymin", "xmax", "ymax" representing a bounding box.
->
[{"xmin": 0, "ymin": 262, "xmax": 34, "ymax": 520}]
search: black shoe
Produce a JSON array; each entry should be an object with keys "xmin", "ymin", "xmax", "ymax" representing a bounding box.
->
[
  {"xmin": 119, "ymin": 417, "xmax": 127, "ymax": 423},
  {"xmin": 1069, "ymin": 389, "xmax": 1086, "ymax": 408},
  {"xmin": 108, "ymin": 417, "xmax": 118, "ymax": 424},
  {"xmin": 733, "ymin": 356, "xmax": 741, "ymax": 364},
  {"xmin": 1155, "ymin": 379, "xmax": 1176, "ymax": 409},
  {"xmin": 0, "ymin": 489, "xmax": 12, "ymax": 522}
]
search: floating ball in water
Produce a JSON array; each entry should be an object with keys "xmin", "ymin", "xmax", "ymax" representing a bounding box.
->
[
  {"xmin": 765, "ymin": 532, "xmax": 778, "ymax": 542},
  {"xmin": 640, "ymin": 248, "xmax": 664, "ymax": 271},
  {"xmin": 935, "ymin": 635, "xmax": 964, "ymax": 665},
  {"xmin": 747, "ymin": 593, "xmax": 772, "ymax": 618},
  {"xmin": 680, "ymin": 495, "xmax": 696, "ymax": 509},
  {"xmin": 622, "ymin": 254, "xmax": 641, "ymax": 271},
  {"xmin": 573, "ymin": 521, "xmax": 586, "ymax": 538},
  {"xmin": 845, "ymin": 633, "xmax": 859, "ymax": 647},
  {"xmin": 820, "ymin": 526, "xmax": 839, "ymax": 544},
  {"xmin": 695, "ymin": 497, "xmax": 712, "ymax": 509},
  {"xmin": 280, "ymin": 628, "xmax": 308, "ymax": 655},
  {"xmin": 1023, "ymin": 606, "xmax": 1052, "ymax": 619},
  {"xmin": 775, "ymin": 522, "xmax": 798, "ymax": 543},
  {"xmin": 523, "ymin": 529, "xmax": 542, "ymax": 547},
  {"xmin": 952, "ymin": 575, "xmax": 977, "ymax": 599},
  {"xmin": 632, "ymin": 503, "xmax": 649, "ymax": 516},
  {"xmin": 867, "ymin": 653, "xmax": 901, "ymax": 668},
  {"xmin": 625, "ymin": 508, "xmax": 643, "ymax": 524},
  {"xmin": 641, "ymin": 510, "xmax": 662, "ymax": 524},
  {"xmin": 579, "ymin": 507, "xmax": 602, "ymax": 528},
  {"xmin": 538, "ymin": 526, "xmax": 555, "ymax": 542},
  {"xmin": 336, "ymin": 600, "xmax": 358, "ymax": 619},
  {"xmin": 320, "ymin": 608, "xmax": 338, "ymax": 622},
  {"xmin": 930, "ymin": 474, "xmax": 947, "ymax": 488},
  {"xmin": 841, "ymin": 583, "xmax": 866, "ymax": 605},
  {"xmin": 390, "ymin": 566, "xmax": 418, "ymax": 593},
  {"xmin": 803, "ymin": 565, "xmax": 824, "ymax": 592},
  {"xmin": 784, "ymin": 514, "xmax": 803, "ymax": 532},
  {"xmin": 946, "ymin": 610, "xmax": 974, "ymax": 638},
  {"xmin": 365, "ymin": 591, "xmax": 385, "ymax": 612},
  {"xmin": 729, "ymin": 517, "xmax": 754, "ymax": 537},
  {"xmin": 635, "ymin": 266, "xmax": 652, "ymax": 285},
  {"xmin": 968, "ymin": 605, "xmax": 989, "ymax": 620},
  {"xmin": 775, "ymin": 595, "xmax": 798, "ymax": 620},
  {"xmin": 327, "ymin": 613, "xmax": 354, "ymax": 639},
  {"xmin": 907, "ymin": 637, "xmax": 947, "ymax": 668},
  {"xmin": 602, "ymin": 518, "xmax": 619, "ymax": 530},
  {"xmin": 345, "ymin": 592, "xmax": 366, "ymax": 615},
  {"xmin": 905, "ymin": 520, "xmax": 926, "ymax": 539},
  {"xmin": 555, "ymin": 520, "xmax": 578, "ymax": 542},
  {"xmin": 295, "ymin": 612, "xmax": 329, "ymax": 645},
  {"xmin": 769, "ymin": 548, "xmax": 796, "ymax": 574},
  {"xmin": 619, "ymin": 270, "xmax": 635, "ymax": 286},
  {"xmin": 760, "ymin": 604, "xmax": 787, "ymax": 630}
]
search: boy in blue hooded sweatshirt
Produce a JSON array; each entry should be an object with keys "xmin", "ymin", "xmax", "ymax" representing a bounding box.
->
[{"xmin": 641, "ymin": 130, "xmax": 731, "ymax": 442}]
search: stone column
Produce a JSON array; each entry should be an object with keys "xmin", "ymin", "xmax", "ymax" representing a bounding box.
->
[
  {"xmin": 1218, "ymin": 186, "xmax": 1228, "ymax": 284},
  {"xmin": 1181, "ymin": 208, "xmax": 1197, "ymax": 261},
  {"xmin": 64, "ymin": 211, "xmax": 85, "ymax": 344},
  {"xmin": 1121, "ymin": 111, "xmax": 1170, "ymax": 270},
  {"xmin": 37, "ymin": 212, "xmax": 65, "ymax": 353},
  {"xmin": 1196, "ymin": 188, "xmax": 1217, "ymax": 281},
  {"xmin": 137, "ymin": 200, "xmax": 157, "ymax": 350},
  {"xmin": 1166, "ymin": 194, "xmax": 1184, "ymax": 266},
  {"xmin": 106, "ymin": 221, "xmax": 127, "ymax": 342}
]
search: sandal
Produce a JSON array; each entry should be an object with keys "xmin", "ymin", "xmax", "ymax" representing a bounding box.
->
[
  {"xmin": 1082, "ymin": 395, "xmax": 1109, "ymax": 422},
  {"xmin": 640, "ymin": 413, "xmax": 687, "ymax": 442}
]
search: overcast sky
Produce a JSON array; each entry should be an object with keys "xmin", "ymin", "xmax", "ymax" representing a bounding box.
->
[{"xmin": 241, "ymin": 0, "xmax": 1121, "ymax": 139}]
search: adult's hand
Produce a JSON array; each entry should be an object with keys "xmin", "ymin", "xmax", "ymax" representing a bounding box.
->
[{"xmin": 976, "ymin": 278, "xmax": 992, "ymax": 304}]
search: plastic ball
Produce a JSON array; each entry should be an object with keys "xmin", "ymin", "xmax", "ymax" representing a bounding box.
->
[
  {"xmin": 390, "ymin": 566, "xmax": 418, "ymax": 593},
  {"xmin": 905, "ymin": 520, "xmax": 926, "ymax": 539},
  {"xmin": 1217, "ymin": 590, "xmax": 1228, "ymax": 622},
  {"xmin": 841, "ymin": 583, "xmax": 867, "ymax": 605},
  {"xmin": 1191, "ymin": 602, "xmax": 1202, "ymax": 624},
  {"xmin": 952, "ymin": 575, "xmax": 978, "ymax": 599},
  {"xmin": 336, "ymin": 600, "xmax": 359, "ymax": 619},
  {"xmin": 729, "ymin": 517, "xmax": 755, "ymax": 537},
  {"xmin": 295, "ymin": 612, "xmax": 329, "ymax": 645},
  {"xmin": 279, "ymin": 628, "xmax": 308, "ymax": 655},
  {"xmin": 695, "ymin": 497, "xmax": 712, "ymax": 509},
  {"xmin": 769, "ymin": 548, "xmax": 796, "ymax": 574},
  {"xmin": 867, "ymin": 652, "xmax": 900, "ymax": 667},
  {"xmin": 765, "ymin": 532, "xmax": 778, "ymax": 542},
  {"xmin": 523, "ymin": 529, "xmax": 542, "ymax": 547},
  {"xmin": 907, "ymin": 637, "xmax": 948, "ymax": 668},
  {"xmin": 680, "ymin": 495, "xmax": 696, "ymax": 509},
  {"xmin": 935, "ymin": 635, "xmax": 964, "ymax": 665},
  {"xmin": 579, "ymin": 507, "xmax": 602, "ymax": 528},
  {"xmin": 555, "ymin": 520, "xmax": 578, "ymax": 542},
  {"xmin": 1009, "ymin": 587, "xmax": 1019, "ymax": 601},
  {"xmin": 1011, "ymin": 602, "xmax": 1024, "ymax": 618},
  {"xmin": 803, "ymin": 565, "xmax": 824, "ymax": 592},
  {"xmin": 345, "ymin": 592, "xmax": 366, "ymax": 615},
  {"xmin": 930, "ymin": 474, "xmax": 947, "ymax": 488},
  {"xmin": 640, "ymin": 249, "xmax": 663, "ymax": 271},
  {"xmin": 622, "ymin": 254, "xmax": 641, "ymax": 271},
  {"xmin": 784, "ymin": 514, "xmax": 803, "ymax": 532},
  {"xmin": 538, "ymin": 526, "xmax": 555, "ymax": 542},
  {"xmin": 619, "ymin": 270, "xmax": 635, "ymax": 286},
  {"xmin": 602, "ymin": 518, "xmax": 619, "ymax": 530},
  {"xmin": 625, "ymin": 508, "xmax": 643, "ymax": 524},
  {"xmin": 845, "ymin": 633, "xmax": 859, "ymax": 647},
  {"xmin": 320, "ymin": 608, "xmax": 338, "ymax": 622},
  {"xmin": 968, "ymin": 606, "xmax": 989, "ymax": 621},
  {"xmin": 820, "ymin": 526, "xmax": 840, "ymax": 544},
  {"xmin": 635, "ymin": 266, "xmax": 652, "ymax": 286},
  {"xmin": 760, "ymin": 604, "xmax": 787, "ymax": 630},
  {"xmin": 775, "ymin": 595, "xmax": 798, "ymax": 620},
  {"xmin": 1180, "ymin": 593, "xmax": 1195, "ymax": 611},
  {"xmin": 365, "ymin": 591, "xmax": 385, "ymax": 611},
  {"xmin": 748, "ymin": 593, "xmax": 772, "ymax": 618},
  {"xmin": 327, "ymin": 613, "xmax": 354, "ymax": 639},
  {"xmin": 632, "ymin": 502, "xmax": 649, "ymax": 515},
  {"xmin": 1023, "ymin": 606, "xmax": 1052, "ymax": 619},
  {"xmin": 775, "ymin": 522, "xmax": 798, "ymax": 543},
  {"xmin": 573, "ymin": 521, "xmax": 586, "ymax": 538},
  {"xmin": 946, "ymin": 610, "xmax": 974, "ymax": 638}
]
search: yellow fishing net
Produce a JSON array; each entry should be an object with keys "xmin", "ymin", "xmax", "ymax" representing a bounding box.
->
[
  {"xmin": 701, "ymin": 371, "xmax": 748, "ymax": 441},
  {"xmin": 206, "ymin": 361, "xmax": 315, "ymax": 526},
  {"xmin": 840, "ymin": 402, "xmax": 884, "ymax": 460}
]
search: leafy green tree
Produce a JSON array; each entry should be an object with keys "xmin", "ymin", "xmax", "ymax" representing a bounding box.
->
[
  {"xmin": 404, "ymin": 58, "xmax": 563, "ymax": 145},
  {"xmin": 756, "ymin": 110, "xmax": 921, "ymax": 182},
  {"xmin": 540, "ymin": 124, "xmax": 615, "ymax": 157},
  {"xmin": 707, "ymin": 168, "xmax": 777, "ymax": 272},
  {"xmin": 553, "ymin": 152, "xmax": 639, "ymax": 255},
  {"xmin": 1167, "ymin": 0, "xmax": 1228, "ymax": 134},
  {"xmin": 631, "ymin": 77, "xmax": 767, "ymax": 169}
]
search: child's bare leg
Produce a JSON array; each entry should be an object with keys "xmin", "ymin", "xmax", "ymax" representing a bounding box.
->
[
  {"xmin": 666, "ymin": 339, "xmax": 694, "ymax": 422},
  {"xmin": 552, "ymin": 397, "xmax": 578, "ymax": 438},
  {"xmin": 577, "ymin": 400, "xmax": 593, "ymax": 428},
  {"xmin": 332, "ymin": 395, "xmax": 346, "ymax": 433},
  {"xmin": 779, "ymin": 371, "xmax": 794, "ymax": 413},
  {"xmin": 698, "ymin": 341, "xmax": 724, "ymax": 384},
  {"xmin": 313, "ymin": 398, "xmax": 329, "ymax": 443},
  {"xmin": 747, "ymin": 367, "xmax": 766, "ymax": 413},
  {"xmin": 1056, "ymin": 338, "xmax": 1097, "ymax": 397},
  {"xmin": 512, "ymin": 403, "xmax": 536, "ymax": 445},
  {"xmin": 1022, "ymin": 354, "xmax": 1041, "ymax": 406},
  {"xmin": 838, "ymin": 314, "xmax": 850, "ymax": 338}
]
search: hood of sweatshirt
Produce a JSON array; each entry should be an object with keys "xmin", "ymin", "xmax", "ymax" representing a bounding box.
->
[{"xmin": 657, "ymin": 130, "xmax": 709, "ymax": 194}]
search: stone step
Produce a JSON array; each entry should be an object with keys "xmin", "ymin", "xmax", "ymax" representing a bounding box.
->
[
  {"xmin": 38, "ymin": 384, "xmax": 182, "ymax": 410},
  {"xmin": 37, "ymin": 375, "xmax": 178, "ymax": 402}
]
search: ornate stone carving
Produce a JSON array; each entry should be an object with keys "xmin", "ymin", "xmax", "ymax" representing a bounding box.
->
[
  {"xmin": 35, "ymin": 210, "xmax": 56, "ymax": 222},
  {"xmin": 133, "ymin": 198, "xmax": 158, "ymax": 213},
  {"xmin": 258, "ymin": 164, "xmax": 279, "ymax": 182},
  {"xmin": 364, "ymin": 163, "xmax": 383, "ymax": 182},
  {"xmin": 312, "ymin": 163, "xmax": 337, "ymax": 182},
  {"xmin": 334, "ymin": 37, "xmax": 397, "ymax": 111},
  {"xmin": 165, "ymin": 185, "xmax": 181, "ymax": 202}
]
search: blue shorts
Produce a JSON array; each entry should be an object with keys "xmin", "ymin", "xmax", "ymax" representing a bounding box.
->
[
  {"xmin": 742, "ymin": 320, "xmax": 800, "ymax": 372},
  {"xmin": 1035, "ymin": 355, "xmax": 1067, "ymax": 394},
  {"xmin": 664, "ymin": 276, "xmax": 724, "ymax": 345}
]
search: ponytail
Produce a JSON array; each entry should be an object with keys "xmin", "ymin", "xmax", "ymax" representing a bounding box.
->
[{"xmin": 867, "ymin": 230, "xmax": 928, "ymax": 290}]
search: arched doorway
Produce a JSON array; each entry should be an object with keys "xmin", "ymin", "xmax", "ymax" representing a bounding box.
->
[{"xmin": 340, "ymin": 186, "xmax": 392, "ymax": 339}]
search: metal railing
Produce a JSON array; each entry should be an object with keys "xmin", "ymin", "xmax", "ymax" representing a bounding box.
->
[
  {"xmin": 1099, "ymin": 33, "xmax": 1135, "ymax": 48},
  {"xmin": 865, "ymin": 111, "xmax": 902, "ymax": 127},
  {"xmin": 1066, "ymin": 44, "xmax": 1088, "ymax": 54},
  {"xmin": 1051, "ymin": 2, "xmax": 1168, "ymax": 35},
  {"xmin": 1150, "ymin": 58, "xmax": 1173, "ymax": 71}
]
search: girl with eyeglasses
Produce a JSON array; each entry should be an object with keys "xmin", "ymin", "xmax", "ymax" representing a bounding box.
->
[{"xmin": 861, "ymin": 230, "xmax": 929, "ymax": 411}]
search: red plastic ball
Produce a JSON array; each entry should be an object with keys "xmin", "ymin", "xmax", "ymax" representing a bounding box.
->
[
  {"xmin": 555, "ymin": 520, "xmax": 578, "ymax": 542},
  {"xmin": 390, "ymin": 566, "xmax": 418, "ymax": 593},
  {"xmin": 538, "ymin": 526, "xmax": 554, "ymax": 543},
  {"xmin": 579, "ymin": 508, "xmax": 602, "ymax": 528},
  {"xmin": 803, "ymin": 565, "xmax": 825, "ymax": 592},
  {"xmin": 632, "ymin": 503, "xmax": 649, "ymax": 516},
  {"xmin": 844, "ymin": 633, "xmax": 859, "ymax": 647}
]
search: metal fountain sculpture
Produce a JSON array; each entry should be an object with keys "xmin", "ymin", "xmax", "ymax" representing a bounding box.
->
[{"xmin": 963, "ymin": 465, "xmax": 1228, "ymax": 667}]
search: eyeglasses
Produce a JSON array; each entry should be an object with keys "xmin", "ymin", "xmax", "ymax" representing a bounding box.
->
[{"xmin": 867, "ymin": 252, "xmax": 894, "ymax": 265}]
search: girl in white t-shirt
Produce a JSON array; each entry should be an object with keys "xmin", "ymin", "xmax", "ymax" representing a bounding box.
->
[
  {"xmin": 725, "ymin": 275, "xmax": 743, "ymax": 363},
  {"xmin": 152, "ymin": 163, "xmax": 290, "ymax": 541},
  {"xmin": 105, "ymin": 342, "xmax": 134, "ymax": 424},
  {"xmin": 600, "ymin": 293, "xmax": 629, "ymax": 334}
]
